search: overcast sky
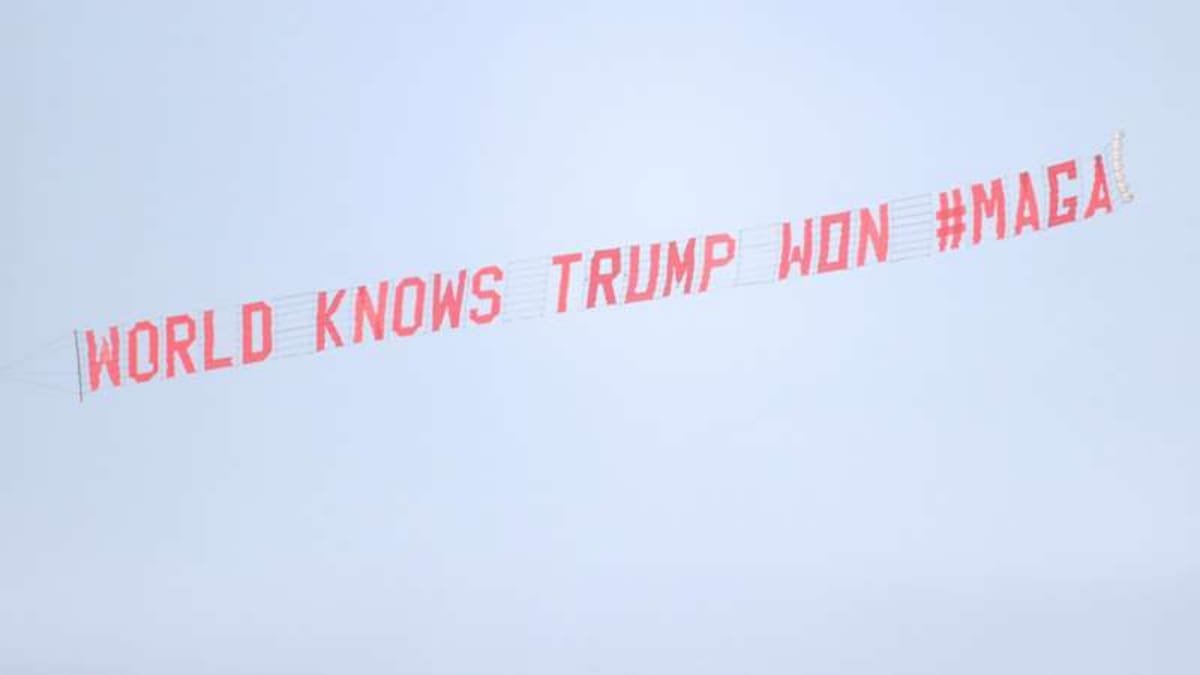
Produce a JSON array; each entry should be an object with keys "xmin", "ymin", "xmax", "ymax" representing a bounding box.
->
[{"xmin": 2, "ymin": 2, "xmax": 1198, "ymax": 673}]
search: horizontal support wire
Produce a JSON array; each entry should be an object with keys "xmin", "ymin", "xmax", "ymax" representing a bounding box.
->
[{"xmin": 0, "ymin": 375, "xmax": 76, "ymax": 395}]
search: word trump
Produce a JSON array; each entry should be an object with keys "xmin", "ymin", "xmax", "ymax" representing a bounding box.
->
[{"xmin": 549, "ymin": 233, "xmax": 738, "ymax": 312}]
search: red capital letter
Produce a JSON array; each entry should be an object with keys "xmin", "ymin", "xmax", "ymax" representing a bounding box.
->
[
  {"xmin": 1084, "ymin": 154, "xmax": 1113, "ymax": 219},
  {"xmin": 203, "ymin": 310, "xmax": 233, "ymax": 371},
  {"xmin": 86, "ymin": 327, "xmax": 122, "ymax": 391},
  {"xmin": 972, "ymin": 178, "xmax": 1007, "ymax": 242},
  {"xmin": 241, "ymin": 301, "xmax": 273, "ymax": 365},
  {"xmin": 817, "ymin": 212, "xmax": 851, "ymax": 274},
  {"xmin": 778, "ymin": 219, "xmax": 815, "ymax": 280},
  {"xmin": 700, "ymin": 233, "xmax": 735, "ymax": 292},
  {"xmin": 1048, "ymin": 160, "xmax": 1078, "ymax": 227},
  {"xmin": 551, "ymin": 253, "xmax": 583, "ymax": 313},
  {"xmin": 353, "ymin": 282, "xmax": 390, "ymax": 343},
  {"xmin": 1014, "ymin": 171, "xmax": 1041, "ymax": 236},
  {"xmin": 392, "ymin": 277, "xmax": 426, "ymax": 337},
  {"xmin": 128, "ymin": 320, "xmax": 159, "ymax": 384},
  {"xmin": 663, "ymin": 238, "xmax": 696, "ymax": 297},
  {"xmin": 856, "ymin": 204, "xmax": 889, "ymax": 266},
  {"xmin": 433, "ymin": 270, "xmax": 468, "ymax": 331},
  {"xmin": 470, "ymin": 266, "xmax": 504, "ymax": 325},
  {"xmin": 316, "ymin": 290, "xmax": 345, "ymax": 352},
  {"xmin": 625, "ymin": 244, "xmax": 661, "ymax": 304},
  {"xmin": 165, "ymin": 314, "xmax": 197, "ymax": 378},
  {"xmin": 587, "ymin": 248, "xmax": 622, "ymax": 308}
]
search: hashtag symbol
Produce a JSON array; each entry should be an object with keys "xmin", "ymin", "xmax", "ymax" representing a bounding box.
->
[{"xmin": 935, "ymin": 189, "xmax": 966, "ymax": 252}]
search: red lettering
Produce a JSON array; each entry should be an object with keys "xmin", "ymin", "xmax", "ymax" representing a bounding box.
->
[
  {"xmin": 818, "ymin": 211, "xmax": 851, "ymax": 274},
  {"xmin": 1014, "ymin": 171, "xmax": 1040, "ymax": 235},
  {"xmin": 203, "ymin": 309, "xmax": 233, "ymax": 371},
  {"xmin": 316, "ymin": 290, "xmax": 345, "ymax": 352},
  {"xmin": 587, "ymin": 248, "xmax": 622, "ymax": 308},
  {"xmin": 128, "ymin": 320, "xmax": 159, "ymax": 384},
  {"xmin": 700, "ymin": 233, "xmax": 735, "ymax": 292},
  {"xmin": 625, "ymin": 244, "xmax": 661, "ymax": 304},
  {"xmin": 551, "ymin": 252, "xmax": 583, "ymax": 313},
  {"xmin": 392, "ymin": 277, "xmax": 425, "ymax": 337},
  {"xmin": 856, "ymin": 204, "xmax": 889, "ymax": 266},
  {"xmin": 353, "ymin": 282, "xmax": 389, "ymax": 343},
  {"xmin": 86, "ymin": 327, "xmax": 121, "ymax": 391},
  {"xmin": 165, "ymin": 314, "xmax": 196, "ymax": 378},
  {"xmin": 1084, "ymin": 154, "xmax": 1113, "ymax": 219},
  {"xmin": 1048, "ymin": 159, "xmax": 1078, "ymax": 227},
  {"xmin": 778, "ymin": 219, "xmax": 815, "ymax": 280},
  {"xmin": 433, "ymin": 270, "xmax": 469, "ymax": 331},
  {"xmin": 241, "ymin": 301, "xmax": 273, "ymax": 365},
  {"xmin": 470, "ymin": 266, "xmax": 504, "ymax": 325},
  {"xmin": 972, "ymin": 178, "xmax": 1007, "ymax": 242},
  {"xmin": 663, "ymin": 238, "xmax": 696, "ymax": 297}
]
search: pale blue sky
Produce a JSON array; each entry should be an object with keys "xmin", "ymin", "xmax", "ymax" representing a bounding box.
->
[{"xmin": 2, "ymin": 2, "xmax": 1198, "ymax": 673}]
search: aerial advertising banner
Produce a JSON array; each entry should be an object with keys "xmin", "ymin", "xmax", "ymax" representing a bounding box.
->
[{"xmin": 20, "ymin": 133, "xmax": 1137, "ymax": 401}]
